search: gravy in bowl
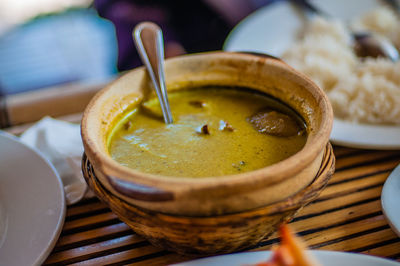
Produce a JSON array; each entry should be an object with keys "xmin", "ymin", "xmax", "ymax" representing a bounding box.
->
[{"xmin": 108, "ymin": 87, "xmax": 306, "ymax": 177}]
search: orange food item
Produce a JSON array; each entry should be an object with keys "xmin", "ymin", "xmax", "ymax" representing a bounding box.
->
[{"xmin": 254, "ymin": 224, "xmax": 320, "ymax": 266}]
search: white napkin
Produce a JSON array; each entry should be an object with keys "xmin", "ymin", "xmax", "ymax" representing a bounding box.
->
[{"xmin": 20, "ymin": 116, "xmax": 92, "ymax": 205}]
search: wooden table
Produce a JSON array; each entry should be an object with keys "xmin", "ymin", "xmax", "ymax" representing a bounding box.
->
[
  {"xmin": 3, "ymin": 85, "xmax": 400, "ymax": 265},
  {"xmin": 38, "ymin": 145, "xmax": 400, "ymax": 265}
]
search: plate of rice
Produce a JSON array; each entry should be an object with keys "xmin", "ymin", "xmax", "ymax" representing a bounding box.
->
[{"xmin": 224, "ymin": 0, "xmax": 400, "ymax": 149}]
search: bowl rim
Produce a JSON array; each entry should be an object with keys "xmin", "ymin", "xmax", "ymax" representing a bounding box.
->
[{"xmin": 81, "ymin": 51, "xmax": 333, "ymax": 196}]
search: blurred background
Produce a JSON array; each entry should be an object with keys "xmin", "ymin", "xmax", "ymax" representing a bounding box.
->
[{"xmin": 0, "ymin": 0, "xmax": 273, "ymax": 96}]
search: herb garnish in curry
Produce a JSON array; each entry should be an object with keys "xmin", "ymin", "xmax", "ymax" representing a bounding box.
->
[{"xmin": 108, "ymin": 87, "xmax": 306, "ymax": 177}]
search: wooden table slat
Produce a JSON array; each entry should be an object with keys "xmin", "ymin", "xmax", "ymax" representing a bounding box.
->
[
  {"xmin": 332, "ymin": 146, "xmax": 363, "ymax": 158},
  {"xmin": 288, "ymin": 200, "xmax": 382, "ymax": 236},
  {"xmin": 46, "ymin": 235, "xmax": 147, "ymax": 265},
  {"xmin": 316, "ymin": 172, "xmax": 387, "ymax": 201},
  {"xmin": 335, "ymin": 150, "xmax": 400, "ymax": 170},
  {"xmin": 362, "ymin": 242, "xmax": 400, "ymax": 259},
  {"xmin": 254, "ymin": 214, "xmax": 390, "ymax": 250},
  {"xmin": 66, "ymin": 202, "xmax": 108, "ymax": 218},
  {"xmin": 318, "ymin": 228, "xmax": 398, "ymax": 252},
  {"xmin": 306, "ymin": 215, "xmax": 390, "ymax": 249},
  {"xmin": 55, "ymin": 222, "xmax": 132, "ymax": 250},
  {"xmin": 62, "ymin": 212, "xmax": 118, "ymax": 233},
  {"xmin": 327, "ymin": 159, "xmax": 399, "ymax": 185},
  {"xmin": 298, "ymin": 186, "xmax": 382, "ymax": 217}
]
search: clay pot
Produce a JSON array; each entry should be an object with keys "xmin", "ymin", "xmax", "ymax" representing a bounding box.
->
[{"xmin": 81, "ymin": 52, "xmax": 333, "ymax": 217}]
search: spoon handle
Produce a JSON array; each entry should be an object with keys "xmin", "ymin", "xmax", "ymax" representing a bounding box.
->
[{"xmin": 133, "ymin": 22, "xmax": 173, "ymax": 124}]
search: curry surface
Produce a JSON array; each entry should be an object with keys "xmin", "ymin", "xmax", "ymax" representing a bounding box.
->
[{"xmin": 108, "ymin": 88, "xmax": 306, "ymax": 177}]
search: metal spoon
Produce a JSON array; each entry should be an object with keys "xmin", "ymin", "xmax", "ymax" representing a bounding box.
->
[
  {"xmin": 133, "ymin": 22, "xmax": 173, "ymax": 124},
  {"xmin": 292, "ymin": 0, "xmax": 399, "ymax": 62}
]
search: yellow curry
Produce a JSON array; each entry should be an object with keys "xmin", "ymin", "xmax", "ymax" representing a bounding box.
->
[{"xmin": 108, "ymin": 87, "xmax": 306, "ymax": 177}]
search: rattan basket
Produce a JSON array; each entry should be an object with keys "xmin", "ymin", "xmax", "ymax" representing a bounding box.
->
[{"xmin": 82, "ymin": 143, "xmax": 335, "ymax": 255}]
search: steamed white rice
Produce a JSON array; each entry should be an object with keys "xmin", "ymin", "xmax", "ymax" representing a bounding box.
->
[{"xmin": 282, "ymin": 7, "xmax": 400, "ymax": 125}]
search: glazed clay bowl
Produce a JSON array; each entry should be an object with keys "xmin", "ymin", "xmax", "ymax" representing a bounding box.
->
[
  {"xmin": 82, "ymin": 142, "xmax": 335, "ymax": 255},
  {"xmin": 81, "ymin": 52, "xmax": 333, "ymax": 216}
]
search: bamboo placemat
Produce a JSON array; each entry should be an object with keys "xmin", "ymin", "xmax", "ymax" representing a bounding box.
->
[{"xmin": 38, "ymin": 145, "xmax": 400, "ymax": 265}]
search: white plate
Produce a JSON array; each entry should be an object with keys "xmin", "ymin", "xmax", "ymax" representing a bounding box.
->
[
  {"xmin": 224, "ymin": 0, "xmax": 400, "ymax": 150},
  {"xmin": 174, "ymin": 250, "xmax": 400, "ymax": 266},
  {"xmin": 382, "ymin": 163, "xmax": 400, "ymax": 237},
  {"xmin": 0, "ymin": 131, "xmax": 66, "ymax": 266}
]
